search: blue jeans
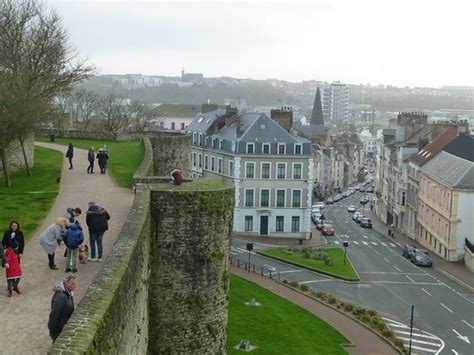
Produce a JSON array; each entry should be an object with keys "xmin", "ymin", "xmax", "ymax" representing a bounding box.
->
[{"xmin": 90, "ymin": 232, "xmax": 104, "ymax": 259}]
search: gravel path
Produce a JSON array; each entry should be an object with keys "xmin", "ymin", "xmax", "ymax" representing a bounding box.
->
[{"xmin": 0, "ymin": 142, "xmax": 133, "ymax": 353}]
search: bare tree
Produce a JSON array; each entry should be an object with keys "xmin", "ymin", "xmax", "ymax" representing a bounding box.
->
[
  {"xmin": 95, "ymin": 94, "xmax": 129, "ymax": 133},
  {"xmin": 127, "ymin": 100, "xmax": 153, "ymax": 133},
  {"xmin": 71, "ymin": 89, "xmax": 98, "ymax": 131},
  {"xmin": 0, "ymin": 0, "xmax": 93, "ymax": 185}
]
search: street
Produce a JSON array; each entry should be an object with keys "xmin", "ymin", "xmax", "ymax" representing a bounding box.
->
[{"xmin": 231, "ymin": 191, "xmax": 474, "ymax": 355}]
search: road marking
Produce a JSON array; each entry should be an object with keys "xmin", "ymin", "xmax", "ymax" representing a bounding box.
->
[
  {"xmin": 380, "ymin": 242, "xmax": 387, "ymax": 246},
  {"xmin": 359, "ymin": 271, "xmax": 425, "ymax": 275},
  {"xmin": 395, "ymin": 242, "xmax": 403, "ymax": 247},
  {"xmin": 408, "ymin": 345, "xmax": 438, "ymax": 353},
  {"xmin": 392, "ymin": 330, "xmax": 439, "ymax": 340},
  {"xmin": 362, "ymin": 241, "xmax": 368, "ymax": 245},
  {"xmin": 365, "ymin": 281, "xmax": 443, "ymax": 285},
  {"xmin": 441, "ymin": 303, "xmax": 453, "ymax": 313},
  {"xmin": 374, "ymin": 250, "xmax": 380, "ymax": 255},
  {"xmin": 451, "ymin": 350, "xmax": 459, "ymax": 355},
  {"xmin": 363, "ymin": 235, "xmax": 368, "ymax": 239},
  {"xmin": 236, "ymin": 247, "xmax": 256, "ymax": 254},
  {"xmin": 334, "ymin": 241, "xmax": 340, "ymax": 245},
  {"xmin": 452, "ymin": 329, "xmax": 470, "ymax": 344},
  {"xmin": 421, "ymin": 288, "xmax": 432, "ymax": 296},
  {"xmin": 389, "ymin": 242, "xmax": 397, "ymax": 247},
  {"xmin": 393, "ymin": 266, "xmax": 402, "ymax": 272},
  {"xmin": 384, "ymin": 257, "xmax": 390, "ymax": 263},
  {"xmin": 406, "ymin": 275, "xmax": 415, "ymax": 283},
  {"xmin": 353, "ymin": 241, "xmax": 359, "ymax": 245},
  {"xmin": 371, "ymin": 242, "xmax": 378, "ymax": 245},
  {"xmin": 278, "ymin": 270, "xmax": 303, "ymax": 274},
  {"xmin": 299, "ymin": 279, "xmax": 333, "ymax": 284},
  {"xmin": 397, "ymin": 336, "xmax": 442, "ymax": 347},
  {"xmin": 462, "ymin": 320, "xmax": 474, "ymax": 329}
]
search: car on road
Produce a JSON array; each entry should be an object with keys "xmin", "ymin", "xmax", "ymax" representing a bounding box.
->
[
  {"xmin": 315, "ymin": 219, "xmax": 324, "ymax": 230},
  {"xmin": 313, "ymin": 202, "xmax": 325, "ymax": 210},
  {"xmin": 360, "ymin": 217, "xmax": 372, "ymax": 228},
  {"xmin": 359, "ymin": 186, "xmax": 366, "ymax": 192},
  {"xmin": 410, "ymin": 249, "xmax": 433, "ymax": 267},
  {"xmin": 321, "ymin": 224, "xmax": 335, "ymax": 236},
  {"xmin": 325, "ymin": 197, "xmax": 334, "ymax": 205},
  {"xmin": 355, "ymin": 214, "xmax": 364, "ymax": 224},
  {"xmin": 360, "ymin": 197, "xmax": 370, "ymax": 205},
  {"xmin": 311, "ymin": 212, "xmax": 322, "ymax": 223},
  {"xmin": 334, "ymin": 194, "xmax": 343, "ymax": 202},
  {"xmin": 311, "ymin": 207, "xmax": 321, "ymax": 214},
  {"xmin": 354, "ymin": 185, "xmax": 360, "ymax": 191},
  {"xmin": 352, "ymin": 211, "xmax": 361, "ymax": 221},
  {"xmin": 402, "ymin": 244, "xmax": 418, "ymax": 259},
  {"xmin": 347, "ymin": 205, "xmax": 356, "ymax": 212},
  {"xmin": 366, "ymin": 186, "xmax": 374, "ymax": 193}
]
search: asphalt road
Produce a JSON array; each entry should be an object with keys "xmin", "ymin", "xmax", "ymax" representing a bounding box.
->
[{"xmin": 231, "ymin": 192, "xmax": 474, "ymax": 355}]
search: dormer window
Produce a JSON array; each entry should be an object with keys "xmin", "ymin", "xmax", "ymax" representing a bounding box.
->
[
  {"xmin": 219, "ymin": 140, "xmax": 223, "ymax": 150},
  {"xmin": 263, "ymin": 143, "xmax": 270, "ymax": 154},
  {"xmin": 278, "ymin": 143, "xmax": 286, "ymax": 154},
  {"xmin": 246, "ymin": 143, "xmax": 254, "ymax": 154},
  {"xmin": 294, "ymin": 144, "xmax": 302, "ymax": 155},
  {"xmin": 198, "ymin": 117, "xmax": 204, "ymax": 123}
]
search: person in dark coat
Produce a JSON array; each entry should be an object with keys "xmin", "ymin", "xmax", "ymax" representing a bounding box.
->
[
  {"xmin": 97, "ymin": 148, "xmax": 109, "ymax": 174},
  {"xmin": 3, "ymin": 220, "xmax": 25, "ymax": 257},
  {"xmin": 170, "ymin": 169, "xmax": 183, "ymax": 185},
  {"xmin": 87, "ymin": 147, "xmax": 95, "ymax": 174},
  {"xmin": 62, "ymin": 222, "xmax": 84, "ymax": 273},
  {"xmin": 86, "ymin": 201, "xmax": 111, "ymax": 261},
  {"xmin": 65, "ymin": 143, "xmax": 74, "ymax": 169},
  {"xmin": 48, "ymin": 276, "xmax": 76, "ymax": 342},
  {"xmin": 64, "ymin": 207, "xmax": 82, "ymax": 224}
]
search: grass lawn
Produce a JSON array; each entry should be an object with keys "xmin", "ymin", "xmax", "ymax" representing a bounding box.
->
[
  {"xmin": 227, "ymin": 274, "xmax": 348, "ymax": 354},
  {"xmin": 35, "ymin": 136, "xmax": 143, "ymax": 188},
  {"xmin": 259, "ymin": 247, "xmax": 359, "ymax": 281},
  {"xmin": 0, "ymin": 146, "xmax": 62, "ymax": 240}
]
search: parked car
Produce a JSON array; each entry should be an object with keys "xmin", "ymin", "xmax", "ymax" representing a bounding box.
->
[
  {"xmin": 311, "ymin": 212, "xmax": 322, "ymax": 223},
  {"xmin": 360, "ymin": 217, "xmax": 372, "ymax": 228},
  {"xmin": 352, "ymin": 212, "xmax": 361, "ymax": 221},
  {"xmin": 359, "ymin": 186, "xmax": 366, "ymax": 192},
  {"xmin": 402, "ymin": 244, "xmax": 418, "ymax": 259},
  {"xmin": 354, "ymin": 185, "xmax": 360, "ymax": 191},
  {"xmin": 326, "ymin": 197, "xmax": 334, "ymax": 205},
  {"xmin": 355, "ymin": 214, "xmax": 364, "ymax": 224},
  {"xmin": 314, "ymin": 202, "xmax": 325, "ymax": 210},
  {"xmin": 315, "ymin": 219, "xmax": 324, "ymax": 230},
  {"xmin": 410, "ymin": 250, "xmax": 433, "ymax": 267},
  {"xmin": 321, "ymin": 224, "xmax": 335, "ymax": 236},
  {"xmin": 347, "ymin": 205, "xmax": 356, "ymax": 213},
  {"xmin": 311, "ymin": 207, "xmax": 321, "ymax": 214},
  {"xmin": 366, "ymin": 186, "xmax": 374, "ymax": 193}
]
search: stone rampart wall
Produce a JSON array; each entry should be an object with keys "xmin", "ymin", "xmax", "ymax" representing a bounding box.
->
[
  {"xmin": 149, "ymin": 132, "xmax": 191, "ymax": 178},
  {"xmin": 36, "ymin": 128, "xmax": 141, "ymax": 141}
]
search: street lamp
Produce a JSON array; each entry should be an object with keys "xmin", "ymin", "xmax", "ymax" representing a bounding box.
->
[{"xmin": 343, "ymin": 241, "xmax": 349, "ymax": 265}]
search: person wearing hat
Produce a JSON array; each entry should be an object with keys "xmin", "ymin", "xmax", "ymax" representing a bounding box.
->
[{"xmin": 4, "ymin": 239, "xmax": 22, "ymax": 297}]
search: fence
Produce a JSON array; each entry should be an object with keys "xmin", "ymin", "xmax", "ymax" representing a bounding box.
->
[{"xmin": 229, "ymin": 256, "xmax": 282, "ymax": 281}]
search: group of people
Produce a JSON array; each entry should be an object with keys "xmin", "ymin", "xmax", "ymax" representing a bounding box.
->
[
  {"xmin": 65, "ymin": 143, "xmax": 110, "ymax": 174},
  {"xmin": 1, "ymin": 201, "xmax": 111, "ymax": 342}
]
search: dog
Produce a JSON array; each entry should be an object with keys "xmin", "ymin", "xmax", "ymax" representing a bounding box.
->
[{"xmin": 78, "ymin": 244, "xmax": 89, "ymax": 264}]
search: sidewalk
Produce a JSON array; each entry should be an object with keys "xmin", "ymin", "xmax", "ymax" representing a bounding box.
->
[
  {"xmin": 364, "ymin": 209, "xmax": 474, "ymax": 290},
  {"xmin": 231, "ymin": 266, "xmax": 398, "ymax": 355},
  {"xmin": 0, "ymin": 142, "xmax": 133, "ymax": 353}
]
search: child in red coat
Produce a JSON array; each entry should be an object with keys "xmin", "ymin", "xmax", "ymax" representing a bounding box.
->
[{"xmin": 5, "ymin": 239, "xmax": 22, "ymax": 297}]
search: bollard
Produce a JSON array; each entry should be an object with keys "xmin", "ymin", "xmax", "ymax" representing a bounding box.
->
[
  {"xmin": 237, "ymin": 259, "xmax": 240, "ymax": 267},
  {"xmin": 252, "ymin": 264, "xmax": 255, "ymax": 273},
  {"xmin": 269, "ymin": 271, "xmax": 273, "ymax": 279}
]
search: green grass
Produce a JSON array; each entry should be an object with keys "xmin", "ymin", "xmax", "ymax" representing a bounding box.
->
[
  {"xmin": 35, "ymin": 136, "xmax": 143, "ymax": 188},
  {"xmin": 152, "ymin": 178, "xmax": 232, "ymax": 191},
  {"xmin": 0, "ymin": 146, "xmax": 62, "ymax": 240},
  {"xmin": 227, "ymin": 274, "xmax": 348, "ymax": 354},
  {"xmin": 259, "ymin": 248, "xmax": 359, "ymax": 281}
]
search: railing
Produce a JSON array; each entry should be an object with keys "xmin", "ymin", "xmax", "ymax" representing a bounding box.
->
[{"xmin": 230, "ymin": 256, "xmax": 281, "ymax": 281}]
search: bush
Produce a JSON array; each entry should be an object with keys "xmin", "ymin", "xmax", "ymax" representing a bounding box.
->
[
  {"xmin": 393, "ymin": 338, "xmax": 405, "ymax": 349},
  {"xmin": 361, "ymin": 314, "xmax": 371, "ymax": 323},
  {"xmin": 352, "ymin": 307, "xmax": 366, "ymax": 317},
  {"xmin": 343, "ymin": 303, "xmax": 354, "ymax": 312},
  {"xmin": 289, "ymin": 281, "xmax": 299, "ymax": 288},
  {"xmin": 300, "ymin": 284, "xmax": 309, "ymax": 292},
  {"xmin": 381, "ymin": 329, "xmax": 394, "ymax": 338},
  {"xmin": 282, "ymin": 279, "xmax": 288, "ymax": 284},
  {"xmin": 367, "ymin": 309, "xmax": 377, "ymax": 317},
  {"xmin": 314, "ymin": 291, "xmax": 326, "ymax": 298},
  {"xmin": 319, "ymin": 294, "xmax": 328, "ymax": 302},
  {"xmin": 327, "ymin": 295, "xmax": 337, "ymax": 304}
]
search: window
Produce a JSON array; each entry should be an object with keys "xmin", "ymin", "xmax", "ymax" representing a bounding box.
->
[
  {"xmin": 291, "ymin": 217, "xmax": 300, "ymax": 232},
  {"xmin": 229, "ymin": 161, "xmax": 234, "ymax": 177},
  {"xmin": 198, "ymin": 154, "xmax": 202, "ymax": 168},
  {"xmin": 278, "ymin": 143, "xmax": 286, "ymax": 154},
  {"xmin": 192, "ymin": 132, "xmax": 197, "ymax": 145},
  {"xmin": 245, "ymin": 216, "xmax": 253, "ymax": 232},
  {"xmin": 246, "ymin": 163, "xmax": 255, "ymax": 178},
  {"xmin": 171, "ymin": 122, "xmax": 176, "ymax": 130},
  {"xmin": 263, "ymin": 143, "xmax": 270, "ymax": 154},
  {"xmin": 192, "ymin": 153, "xmax": 197, "ymax": 167},
  {"xmin": 199, "ymin": 134, "xmax": 203, "ymax": 146},
  {"xmin": 218, "ymin": 158, "xmax": 223, "ymax": 174},
  {"xmin": 276, "ymin": 216, "xmax": 284, "ymax": 232},
  {"xmin": 219, "ymin": 140, "xmax": 223, "ymax": 150},
  {"xmin": 181, "ymin": 122, "xmax": 185, "ymax": 130},
  {"xmin": 292, "ymin": 190, "xmax": 301, "ymax": 207},
  {"xmin": 198, "ymin": 117, "xmax": 204, "ymax": 123},
  {"xmin": 294, "ymin": 144, "xmax": 302, "ymax": 155},
  {"xmin": 204, "ymin": 155, "xmax": 209, "ymax": 170},
  {"xmin": 293, "ymin": 163, "xmax": 302, "ymax": 179},
  {"xmin": 260, "ymin": 189, "xmax": 270, "ymax": 207},
  {"xmin": 401, "ymin": 192, "xmax": 406, "ymax": 206},
  {"xmin": 245, "ymin": 189, "xmax": 254, "ymax": 207},
  {"xmin": 277, "ymin": 163, "xmax": 286, "ymax": 179},
  {"xmin": 247, "ymin": 143, "xmax": 254, "ymax": 154},
  {"xmin": 213, "ymin": 139, "xmax": 218, "ymax": 149},
  {"xmin": 211, "ymin": 157, "xmax": 215, "ymax": 171},
  {"xmin": 276, "ymin": 190, "xmax": 285, "ymax": 207},
  {"xmin": 261, "ymin": 163, "xmax": 270, "ymax": 179}
]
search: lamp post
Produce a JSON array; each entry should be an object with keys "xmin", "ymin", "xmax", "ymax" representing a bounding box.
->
[
  {"xmin": 343, "ymin": 241, "xmax": 349, "ymax": 265},
  {"xmin": 246, "ymin": 243, "xmax": 253, "ymax": 273}
]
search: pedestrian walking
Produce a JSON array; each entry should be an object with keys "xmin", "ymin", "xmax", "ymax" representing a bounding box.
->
[
  {"xmin": 64, "ymin": 207, "xmax": 82, "ymax": 224},
  {"xmin": 87, "ymin": 147, "xmax": 95, "ymax": 174},
  {"xmin": 86, "ymin": 201, "xmax": 111, "ymax": 262},
  {"xmin": 38, "ymin": 218, "xmax": 69, "ymax": 270},
  {"xmin": 4, "ymin": 239, "xmax": 22, "ymax": 297},
  {"xmin": 2, "ymin": 220, "xmax": 25, "ymax": 257},
  {"xmin": 48, "ymin": 276, "xmax": 76, "ymax": 342},
  {"xmin": 170, "ymin": 169, "xmax": 183, "ymax": 185},
  {"xmin": 65, "ymin": 143, "xmax": 74, "ymax": 170},
  {"xmin": 62, "ymin": 222, "xmax": 84, "ymax": 273},
  {"xmin": 97, "ymin": 147, "xmax": 109, "ymax": 174}
]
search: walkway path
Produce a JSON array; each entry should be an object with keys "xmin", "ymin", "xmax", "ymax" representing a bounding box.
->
[
  {"xmin": 0, "ymin": 142, "xmax": 133, "ymax": 353},
  {"xmin": 231, "ymin": 266, "xmax": 398, "ymax": 355}
]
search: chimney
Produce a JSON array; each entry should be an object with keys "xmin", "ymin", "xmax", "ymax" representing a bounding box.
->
[{"xmin": 271, "ymin": 107, "xmax": 293, "ymax": 131}]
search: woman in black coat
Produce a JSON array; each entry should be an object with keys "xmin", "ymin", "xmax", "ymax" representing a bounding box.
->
[
  {"xmin": 65, "ymin": 143, "xmax": 74, "ymax": 169},
  {"xmin": 3, "ymin": 220, "xmax": 25, "ymax": 256}
]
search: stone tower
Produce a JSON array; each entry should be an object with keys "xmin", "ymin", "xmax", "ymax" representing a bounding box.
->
[{"xmin": 311, "ymin": 87, "xmax": 324, "ymax": 126}]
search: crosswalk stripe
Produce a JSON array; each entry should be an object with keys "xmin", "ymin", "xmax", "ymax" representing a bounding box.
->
[
  {"xmin": 390, "ymin": 330, "xmax": 439, "ymax": 340},
  {"xmin": 407, "ymin": 345, "xmax": 437, "ymax": 353},
  {"xmin": 397, "ymin": 336, "xmax": 440, "ymax": 345},
  {"xmin": 381, "ymin": 242, "xmax": 387, "ymax": 246},
  {"xmin": 353, "ymin": 241, "xmax": 359, "ymax": 245},
  {"xmin": 371, "ymin": 242, "xmax": 378, "ymax": 246},
  {"xmin": 363, "ymin": 235, "xmax": 368, "ymax": 239},
  {"xmin": 389, "ymin": 243, "xmax": 396, "ymax": 247},
  {"xmin": 362, "ymin": 241, "xmax": 368, "ymax": 245},
  {"xmin": 334, "ymin": 241, "xmax": 340, "ymax": 244}
]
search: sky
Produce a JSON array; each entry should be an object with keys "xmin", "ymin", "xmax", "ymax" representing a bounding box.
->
[{"xmin": 48, "ymin": 0, "xmax": 474, "ymax": 88}]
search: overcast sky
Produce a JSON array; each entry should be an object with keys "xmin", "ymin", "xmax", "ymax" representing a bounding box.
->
[{"xmin": 48, "ymin": 0, "xmax": 473, "ymax": 88}]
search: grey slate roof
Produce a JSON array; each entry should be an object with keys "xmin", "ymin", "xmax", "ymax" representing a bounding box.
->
[
  {"xmin": 186, "ymin": 109, "xmax": 226, "ymax": 133},
  {"xmin": 443, "ymin": 133, "xmax": 474, "ymax": 162},
  {"xmin": 310, "ymin": 87, "xmax": 324, "ymax": 125},
  {"xmin": 421, "ymin": 151, "xmax": 474, "ymax": 190},
  {"xmin": 293, "ymin": 121, "xmax": 328, "ymax": 136}
]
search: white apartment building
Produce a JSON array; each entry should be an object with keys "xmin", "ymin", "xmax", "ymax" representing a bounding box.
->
[{"xmin": 322, "ymin": 82, "xmax": 350, "ymax": 121}]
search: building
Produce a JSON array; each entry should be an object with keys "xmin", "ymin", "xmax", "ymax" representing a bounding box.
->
[
  {"xmin": 294, "ymin": 87, "xmax": 328, "ymax": 142},
  {"xmin": 416, "ymin": 134, "xmax": 474, "ymax": 263},
  {"xmin": 322, "ymin": 82, "xmax": 350, "ymax": 122},
  {"xmin": 359, "ymin": 129, "xmax": 377, "ymax": 158},
  {"xmin": 187, "ymin": 107, "xmax": 313, "ymax": 239}
]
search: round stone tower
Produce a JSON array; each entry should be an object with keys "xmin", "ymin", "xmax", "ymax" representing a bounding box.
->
[{"xmin": 149, "ymin": 132, "xmax": 191, "ymax": 178}]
